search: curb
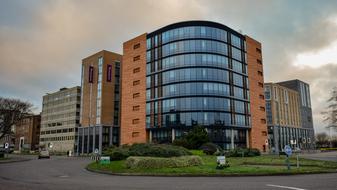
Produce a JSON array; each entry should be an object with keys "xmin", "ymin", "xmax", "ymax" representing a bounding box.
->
[
  {"xmin": 0, "ymin": 158, "xmax": 31, "ymax": 164},
  {"xmin": 85, "ymin": 166, "xmax": 337, "ymax": 177}
]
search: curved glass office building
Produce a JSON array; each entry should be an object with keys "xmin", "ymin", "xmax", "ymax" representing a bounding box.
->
[{"xmin": 121, "ymin": 21, "xmax": 267, "ymax": 150}]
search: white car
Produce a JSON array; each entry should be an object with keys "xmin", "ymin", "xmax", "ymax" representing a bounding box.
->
[{"xmin": 38, "ymin": 149, "xmax": 50, "ymax": 159}]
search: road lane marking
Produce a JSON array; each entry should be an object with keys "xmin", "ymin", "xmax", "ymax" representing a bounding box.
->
[{"xmin": 266, "ymin": 184, "xmax": 307, "ymax": 190}]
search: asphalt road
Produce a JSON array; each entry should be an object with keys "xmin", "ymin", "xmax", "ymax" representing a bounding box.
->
[
  {"xmin": 300, "ymin": 151, "xmax": 337, "ymax": 162},
  {"xmin": 0, "ymin": 154, "xmax": 336, "ymax": 190}
]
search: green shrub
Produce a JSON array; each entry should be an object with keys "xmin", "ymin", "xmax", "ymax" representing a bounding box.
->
[
  {"xmin": 102, "ymin": 146, "xmax": 130, "ymax": 161},
  {"xmin": 226, "ymin": 148, "xmax": 261, "ymax": 157},
  {"xmin": 129, "ymin": 143, "xmax": 191, "ymax": 157},
  {"xmin": 125, "ymin": 155, "xmax": 203, "ymax": 169},
  {"xmin": 173, "ymin": 126, "xmax": 209, "ymax": 149},
  {"xmin": 200, "ymin": 143, "xmax": 219, "ymax": 155},
  {"xmin": 0, "ymin": 152, "xmax": 4, "ymax": 158}
]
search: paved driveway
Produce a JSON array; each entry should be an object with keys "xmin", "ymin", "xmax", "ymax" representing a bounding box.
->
[{"xmin": 0, "ymin": 154, "xmax": 336, "ymax": 190}]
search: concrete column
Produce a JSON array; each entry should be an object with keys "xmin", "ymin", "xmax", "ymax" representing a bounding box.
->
[
  {"xmin": 274, "ymin": 125, "xmax": 280, "ymax": 154},
  {"xmin": 172, "ymin": 128, "xmax": 175, "ymax": 142},
  {"xmin": 99, "ymin": 126, "xmax": 102, "ymax": 154},
  {"xmin": 231, "ymin": 129, "xmax": 234, "ymax": 149},
  {"xmin": 92, "ymin": 126, "xmax": 95, "ymax": 152},
  {"xmin": 81, "ymin": 128, "xmax": 84, "ymax": 154},
  {"xmin": 246, "ymin": 129, "xmax": 250, "ymax": 148},
  {"xmin": 86, "ymin": 128, "xmax": 90, "ymax": 153},
  {"xmin": 109, "ymin": 126, "xmax": 113, "ymax": 146},
  {"xmin": 149, "ymin": 130, "xmax": 152, "ymax": 143}
]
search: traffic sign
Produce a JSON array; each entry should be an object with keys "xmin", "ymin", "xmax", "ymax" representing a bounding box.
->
[
  {"xmin": 4, "ymin": 143, "xmax": 9, "ymax": 149},
  {"xmin": 94, "ymin": 148, "xmax": 99, "ymax": 154},
  {"xmin": 284, "ymin": 145, "xmax": 292, "ymax": 156}
]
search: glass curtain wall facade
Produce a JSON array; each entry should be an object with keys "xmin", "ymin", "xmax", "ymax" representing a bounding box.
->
[{"xmin": 146, "ymin": 24, "xmax": 250, "ymax": 149}]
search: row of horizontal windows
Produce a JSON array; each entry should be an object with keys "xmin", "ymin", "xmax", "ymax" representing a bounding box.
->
[
  {"xmin": 41, "ymin": 112, "xmax": 80, "ymax": 121},
  {"xmin": 147, "ymin": 84, "xmax": 248, "ymax": 101},
  {"xmin": 146, "ymin": 68, "xmax": 248, "ymax": 89},
  {"xmin": 40, "ymin": 136, "xmax": 75, "ymax": 142},
  {"xmin": 148, "ymin": 82, "xmax": 230, "ymax": 99},
  {"xmin": 42, "ymin": 104, "xmax": 80, "ymax": 114},
  {"xmin": 146, "ymin": 53, "xmax": 247, "ymax": 75},
  {"xmin": 42, "ymin": 96, "xmax": 81, "ymax": 108},
  {"xmin": 146, "ymin": 112, "xmax": 250, "ymax": 128},
  {"xmin": 147, "ymin": 40, "xmax": 245, "ymax": 63},
  {"xmin": 42, "ymin": 120, "xmax": 79, "ymax": 128},
  {"xmin": 147, "ymin": 26, "xmax": 244, "ymax": 50},
  {"xmin": 146, "ymin": 97, "xmax": 249, "ymax": 115},
  {"xmin": 40, "ymin": 127, "xmax": 75, "ymax": 135}
]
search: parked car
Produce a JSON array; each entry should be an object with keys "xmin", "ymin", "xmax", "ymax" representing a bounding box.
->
[{"xmin": 38, "ymin": 149, "xmax": 50, "ymax": 159}]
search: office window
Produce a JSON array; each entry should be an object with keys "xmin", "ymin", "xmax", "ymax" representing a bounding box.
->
[
  {"xmin": 284, "ymin": 90, "xmax": 289, "ymax": 104},
  {"xmin": 261, "ymin": 119, "xmax": 266, "ymax": 124},
  {"xmin": 256, "ymin": 48, "xmax": 262, "ymax": 54},
  {"xmin": 133, "ymin": 43, "xmax": 140, "ymax": 49},
  {"xmin": 133, "ymin": 93, "xmax": 140, "ymax": 98},
  {"xmin": 132, "ymin": 132, "xmax": 140, "ymax": 137},
  {"xmin": 133, "ymin": 105, "xmax": 140, "ymax": 111},
  {"xmin": 133, "ymin": 80, "xmax": 140, "ymax": 86},
  {"xmin": 133, "ymin": 55, "xmax": 140, "ymax": 61},
  {"xmin": 133, "ymin": 67, "xmax": 140, "ymax": 73},
  {"xmin": 265, "ymin": 86, "xmax": 271, "ymax": 100},
  {"xmin": 259, "ymin": 94, "xmax": 265, "ymax": 100},
  {"xmin": 132, "ymin": 119, "xmax": 140, "ymax": 124}
]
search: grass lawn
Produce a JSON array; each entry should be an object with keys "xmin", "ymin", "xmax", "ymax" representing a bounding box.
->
[{"xmin": 87, "ymin": 153, "xmax": 337, "ymax": 176}]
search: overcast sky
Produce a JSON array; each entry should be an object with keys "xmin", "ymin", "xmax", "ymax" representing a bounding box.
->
[{"xmin": 1, "ymin": 0, "xmax": 337, "ymax": 134}]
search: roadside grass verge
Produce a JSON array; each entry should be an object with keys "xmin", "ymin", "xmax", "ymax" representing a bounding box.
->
[{"xmin": 87, "ymin": 154, "xmax": 337, "ymax": 176}]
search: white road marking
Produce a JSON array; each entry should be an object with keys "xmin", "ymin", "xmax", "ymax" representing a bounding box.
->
[{"xmin": 266, "ymin": 184, "xmax": 307, "ymax": 190}]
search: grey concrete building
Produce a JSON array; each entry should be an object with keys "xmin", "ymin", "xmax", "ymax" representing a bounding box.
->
[
  {"xmin": 277, "ymin": 79, "xmax": 315, "ymax": 149},
  {"xmin": 40, "ymin": 87, "xmax": 81, "ymax": 153}
]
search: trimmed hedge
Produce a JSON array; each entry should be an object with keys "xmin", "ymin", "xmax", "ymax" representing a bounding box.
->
[
  {"xmin": 226, "ymin": 148, "xmax": 261, "ymax": 157},
  {"xmin": 129, "ymin": 143, "xmax": 191, "ymax": 158},
  {"xmin": 126, "ymin": 156, "xmax": 203, "ymax": 169},
  {"xmin": 102, "ymin": 143, "xmax": 192, "ymax": 160},
  {"xmin": 103, "ymin": 147, "xmax": 129, "ymax": 161},
  {"xmin": 200, "ymin": 143, "xmax": 219, "ymax": 155}
]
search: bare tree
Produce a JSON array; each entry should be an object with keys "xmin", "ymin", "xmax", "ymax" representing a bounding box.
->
[
  {"xmin": 315, "ymin": 132, "xmax": 329, "ymax": 148},
  {"xmin": 321, "ymin": 87, "xmax": 337, "ymax": 147},
  {"xmin": 0, "ymin": 97, "xmax": 32, "ymax": 140}
]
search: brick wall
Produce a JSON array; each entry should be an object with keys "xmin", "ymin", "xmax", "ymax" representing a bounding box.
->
[
  {"xmin": 245, "ymin": 35, "xmax": 268, "ymax": 151},
  {"xmin": 120, "ymin": 33, "xmax": 148, "ymax": 145}
]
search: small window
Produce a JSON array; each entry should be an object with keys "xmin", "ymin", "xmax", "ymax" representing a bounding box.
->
[
  {"xmin": 259, "ymin": 106, "xmax": 265, "ymax": 111},
  {"xmin": 133, "ymin": 105, "xmax": 140, "ymax": 111},
  {"xmin": 257, "ymin": 71, "xmax": 263, "ymax": 76},
  {"xmin": 133, "ymin": 43, "xmax": 140, "ymax": 49},
  {"xmin": 133, "ymin": 55, "xmax": 140, "ymax": 61},
  {"xmin": 133, "ymin": 67, "xmax": 140, "ymax": 73},
  {"xmin": 132, "ymin": 119, "xmax": 140, "ymax": 124},
  {"xmin": 259, "ymin": 94, "xmax": 265, "ymax": 100},
  {"xmin": 132, "ymin": 132, "xmax": 140, "ymax": 137},
  {"xmin": 133, "ymin": 93, "xmax": 140, "ymax": 98},
  {"xmin": 256, "ymin": 48, "xmax": 262, "ymax": 54},
  {"xmin": 261, "ymin": 119, "xmax": 266, "ymax": 124},
  {"xmin": 258, "ymin": 82, "xmax": 264, "ymax": 87},
  {"xmin": 257, "ymin": 59, "xmax": 262, "ymax": 64},
  {"xmin": 133, "ymin": 80, "xmax": 140, "ymax": 86}
]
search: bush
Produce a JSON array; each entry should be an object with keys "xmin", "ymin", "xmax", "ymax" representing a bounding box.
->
[
  {"xmin": 0, "ymin": 152, "xmax": 4, "ymax": 158},
  {"xmin": 102, "ymin": 146, "xmax": 130, "ymax": 161},
  {"xmin": 173, "ymin": 126, "xmax": 209, "ymax": 149},
  {"xmin": 226, "ymin": 148, "xmax": 261, "ymax": 157},
  {"xmin": 200, "ymin": 143, "xmax": 219, "ymax": 155},
  {"xmin": 129, "ymin": 143, "xmax": 191, "ymax": 157},
  {"xmin": 125, "ymin": 156, "xmax": 203, "ymax": 169}
]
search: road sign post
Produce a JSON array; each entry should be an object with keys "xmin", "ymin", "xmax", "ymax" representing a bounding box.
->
[{"xmin": 284, "ymin": 145, "xmax": 292, "ymax": 170}]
